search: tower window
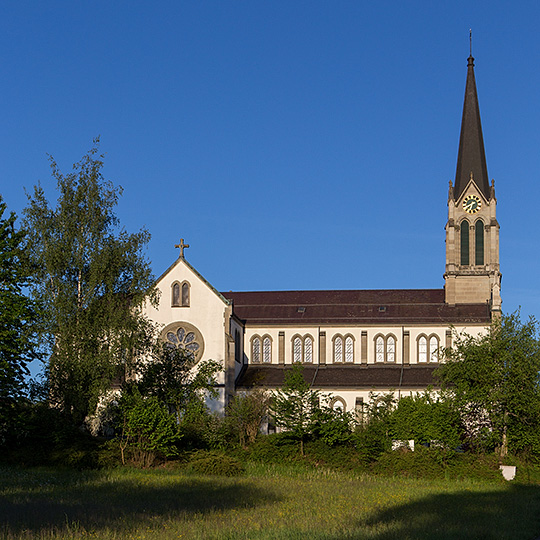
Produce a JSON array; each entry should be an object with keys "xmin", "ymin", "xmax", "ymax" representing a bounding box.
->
[
  {"xmin": 475, "ymin": 219, "xmax": 484, "ymax": 265},
  {"xmin": 172, "ymin": 282, "xmax": 180, "ymax": 307},
  {"xmin": 460, "ymin": 221, "xmax": 470, "ymax": 266},
  {"xmin": 181, "ymin": 282, "xmax": 190, "ymax": 306}
]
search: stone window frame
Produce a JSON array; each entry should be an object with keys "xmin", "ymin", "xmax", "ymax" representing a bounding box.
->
[
  {"xmin": 291, "ymin": 334, "xmax": 315, "ymax": 363},
  {"xmin": 329, "ymin": 396, "xmax": 347, "ymax": 412},
  {"xmin": 374, "ymin": 333, "xmax": 398, "ymax": 363},
  {"xmin": 475, "ymin": 218, "xmax": 485, "ymax": 266},
  {"xmin": 161, "ymin": 321, "xmax": 204, "ymax": 362},
  {"xmin": 234, "ymin": 329, "xmax": 242, "ymax": 363},
  {"xmin": 171, "ymin": 280, "xmax": 190, "ymax": 307},
  {"xmin": 417, "ymin": 333, "xmax": 440, "ymax": 363},
  {"xmin": 459, "ymin": 218, "xmax": 470, "ymax": 266},
  {"xmin": 251, "ymin": 334, "xmax": 272, "ymax": 364},
  {"xmin": 459, "ymin": 218, "xmax": 486, "ymax": 268},
  {"xmin": 332, "ymin": 333, "xmax": 355, "ymax": 363}
]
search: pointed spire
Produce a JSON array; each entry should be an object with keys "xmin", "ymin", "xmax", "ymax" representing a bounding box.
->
[{"xmin": 454, "ymin": 49, "xmax": 490, "ymax": 200}]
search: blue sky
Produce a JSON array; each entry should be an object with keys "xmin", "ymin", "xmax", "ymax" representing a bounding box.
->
[{"xmin": 1, "ymin": 1, "xmax": 539, "ymax": 320}]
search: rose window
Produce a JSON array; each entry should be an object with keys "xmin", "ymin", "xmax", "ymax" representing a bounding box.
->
[{"xmin": 163, "ymin": 323, "xmax": 204, "ymax": 362}]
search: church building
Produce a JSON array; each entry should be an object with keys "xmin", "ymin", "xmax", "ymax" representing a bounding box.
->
[{"xmin": 143, "ymin": 53, "xmax": 502, "ymax": 414}]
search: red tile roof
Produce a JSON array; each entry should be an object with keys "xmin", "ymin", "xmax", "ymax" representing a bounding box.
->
[{"xmin": 221, "ymin": 289, "xmax": 490, "ymax": 326}]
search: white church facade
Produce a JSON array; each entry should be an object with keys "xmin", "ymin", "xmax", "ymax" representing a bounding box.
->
[{"xmin": 142, "ymin": 53, "xmax": 502, "ymax": 415}]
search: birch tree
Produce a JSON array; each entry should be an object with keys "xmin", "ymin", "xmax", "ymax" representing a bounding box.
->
[{"xmin": 23, "ymin": 140, "xmax": 156, "ymax": 424}]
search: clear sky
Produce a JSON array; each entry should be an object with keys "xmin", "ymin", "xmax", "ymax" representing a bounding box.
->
[{"xmin": 1, "ymin": 1, "xmax": 539, "ymax": 320}]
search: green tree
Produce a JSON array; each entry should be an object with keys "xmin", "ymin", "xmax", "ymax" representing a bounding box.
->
[
  {"xmin": 138, "ymin": 345, "xmax": 222, "ymax": 421},
  {"xmin": 0, "ymin": 196, "xmax": 39, "ymax": 403},
  {"xmin": 23, "ymin": 140, "xmax": 156, "ymax": 425},
  {"xmin": 389, "ymin": 393, "xmax": 462, "ymax": 449},
  {"xmin": 271, "ymin": 363, "xmax": 322, "ymax": 456},
  {"xmin": 0, "ymin": 197, "xmax": 41, "ymax": 446},
  {"xmin": 118, "ymin": 387, "xmax": 181, "ymax": 467},
  {"xmin": 437, "ymin": 313, "xmax": 540, "ymax": 458},
  {"xmin": 226, "ymin": 388, "xmax": 270, "ymax": 448}
]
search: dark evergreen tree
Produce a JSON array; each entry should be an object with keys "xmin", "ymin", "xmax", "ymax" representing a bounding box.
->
[{"xmin": 0, "ymin": 197, "xmax": 39, "ymax": 402}]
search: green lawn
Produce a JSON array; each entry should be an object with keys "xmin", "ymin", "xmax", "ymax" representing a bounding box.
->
[{"xmin": 1, "ymin": 464, "xmax": 540, "ymax": 539}]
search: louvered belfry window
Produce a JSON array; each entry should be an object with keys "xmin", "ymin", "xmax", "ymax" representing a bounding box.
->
[{"xmin": 475, "ymin": 220, "xmax": 484, "ymax": 266}]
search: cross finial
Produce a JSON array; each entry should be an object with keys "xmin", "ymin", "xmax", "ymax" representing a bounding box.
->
[
  {"xmin": 175, "ymin": 238, "xmax": 190, "ymax": 258},
  {"xmin": 469, "ymin": 29, "xmax": 472, "ymax": 56}
]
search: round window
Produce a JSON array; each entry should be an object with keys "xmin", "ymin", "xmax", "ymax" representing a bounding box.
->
[{"xmin": 162, "ymin": 322, "xmax": 204, "ymax": 362}]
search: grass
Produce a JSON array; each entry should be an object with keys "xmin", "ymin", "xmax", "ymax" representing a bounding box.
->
[{"xmin": 1, "ymin": 463, "xmax": 540, "ymax": 539}]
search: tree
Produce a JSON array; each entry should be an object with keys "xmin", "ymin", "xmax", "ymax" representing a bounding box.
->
[
  {"xmin": 118, "ymin": 386, "xmax": 181, "ymax": 467},
  {"xmin": 271, "ymin": 363, "xmax": 322, "ymax": 455},
  {"xmin": 437, "ymin": 313, "xmax": 540, "ymax": 458},
  {"xmin": 23, "ymin": 140, "xmax": 156, "ymax": 425},
  {"xmin": 0, "ymin": 197, "xmax": 39, "ymax": 402},
  {"xmin": 227, "ymin": 388, "xmax": 270, "ymax": 448},
  {"xmin": 137, "ymin": 344, "xmax": 222, "ymax": 421},
  {"xmin": 389, "ymin": 393, "xmax": 462, "ymax": 450}
]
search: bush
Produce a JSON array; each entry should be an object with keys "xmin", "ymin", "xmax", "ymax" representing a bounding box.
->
[
  {"xmin": 118, "ymin": 389, "xmax": 181, "ymax": 467},
  {"xmin": 371, "ymin": 445, "xmax": 503, "ymax": 481},
  {"xmin": 247, "ymin": 433, "xmax": 302, "ymax": 463},
  {"xmin": 187, "ymin": 450, "xmax": 245, "ymax": 476}
]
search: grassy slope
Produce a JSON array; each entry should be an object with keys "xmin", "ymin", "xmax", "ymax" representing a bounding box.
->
[{"xmin": 1, "ymin": 464, "xmax": 540, "ymax": 540}]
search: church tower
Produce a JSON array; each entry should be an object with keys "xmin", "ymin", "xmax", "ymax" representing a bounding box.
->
[{"xmin": 444, "ymin": 53, "xmax": 502, "ymax": 315}]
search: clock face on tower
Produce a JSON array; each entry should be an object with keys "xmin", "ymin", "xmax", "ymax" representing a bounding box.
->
[{"xmin": 462, "ymin": 195, "xmax": 482, "ymax": 214}]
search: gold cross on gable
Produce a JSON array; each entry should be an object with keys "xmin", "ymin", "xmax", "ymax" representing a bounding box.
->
[{"xmin": 175, "ymin": 238, "xmax": 190, "ymax": 258}]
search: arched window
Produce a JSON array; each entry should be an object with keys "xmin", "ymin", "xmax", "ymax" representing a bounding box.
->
[
  {"xmin": 418, "ymin": 336, "xmax": 428, "ymax": 363},
  {"xmin": 387, "ymin": 336, "xmax": 396, "ymax": 362},
  {"xmin": 345, "ymin": 336, "xmax": 354, "ymax": 363},
  {"xmin": 262, "ymin": 336, "xmax": 272, "ymax": 363},
  {"xmin": 418, "ymin": 334, "xmax": 439, "ymax": 363},
  {"xmin": 430, "ymin": 336, "xmax": 439, "ymax": 362},
  {"xmin": 293, "ymin": 336, "xmax": 302, "ymax": 363},
  {"xmin": 475, "ymin": 219, "xmax": 484, "ymax": 266},
  {"xmin": 334, "ymin": 334, "xmax": 354, "ymax": 363},
  {"xmin": 292, "ymin": 334, "xmax": 315, "ymax": 363},
  {"xmin": 252, "ymin": 337, "xmax": 261, "ymax": 363},
  {"xmin": 334, "ymin": 336, "xmax": 343, "ymax": 363},
  {"xmin": 460, "ymin": 220, "xmax": 470, "ymax": 266},
  {"xmin": 181, "ymin": 282, "xmax": 190, "ymax": 306},
  {"xmin": 172, "ymin": 282, "xmax": 180, "ymax": 307},
  {"xmin": 375, "ymin": 334, "xmax": 397, "ymax": 363},
  {"xmin": 304, "ymin": 336, "xmax": 313, "ymax": 363},
  {"xmin": 375, "ymin": 336, "xmax": 385, "ymax": 363},
  {"xmin": 330, "ymin": 396, "xmax": 347, "ymax": 412},
  {"xmin": 234, "ymin": 329, "xmax": 241, "ymax": 363}
]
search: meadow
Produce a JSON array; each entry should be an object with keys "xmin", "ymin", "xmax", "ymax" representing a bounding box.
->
[{"xmin": 2, "ymin": 463, "xmax": 540, "ymax": 540}]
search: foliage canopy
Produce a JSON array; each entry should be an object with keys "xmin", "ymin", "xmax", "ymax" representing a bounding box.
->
[
  {"xmin": 23, "ymin": 140, "xmax": 156, "ymax": 424},
  {"xmin": 437, "ymin": 313, "xmax": 540, "ymax": 456}
]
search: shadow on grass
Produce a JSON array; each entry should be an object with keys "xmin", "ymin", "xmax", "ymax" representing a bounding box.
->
[
  {"xmin": 343, "ymin": 483, "xmax": 540, "ymax": 540},
  {"xmin": 0, "ymin": 468, "xmax": 280, "ymax": 536}
]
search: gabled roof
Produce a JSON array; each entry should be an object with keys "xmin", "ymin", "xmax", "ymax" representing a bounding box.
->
[
  {"xmin": 157, "ymin": 256, "xmax": 231, "ymax": 306},
  {"xmin": 454, "ymin": 55, "xmax": 490, "ymax": 200},
  {"xmin": 221, "ymin": 289, "xmax": 490, "ymax": 325}
]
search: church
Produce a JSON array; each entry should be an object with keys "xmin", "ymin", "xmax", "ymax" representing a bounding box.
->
[{"xmin": 142, "ymin": 53, "xmax": 502, "ymax": 415}]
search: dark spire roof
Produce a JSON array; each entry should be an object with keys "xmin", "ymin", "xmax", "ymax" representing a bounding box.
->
[{"xmin": 454, "ymin": 55, "xmax": 490, "ymax": 200}]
